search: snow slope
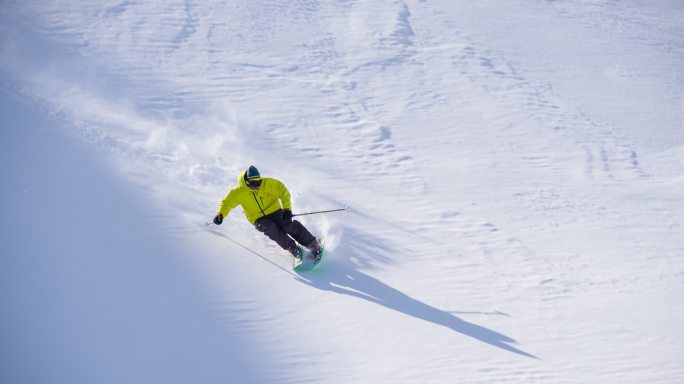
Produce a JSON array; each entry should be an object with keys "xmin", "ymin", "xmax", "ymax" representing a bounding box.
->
[
  {"xmin": 0, "ymin": 89, "xmax": 270, "ymax": 383},
  {"xmin": 2, "ymin": 1, "xmax": 684, "ymax": 383}
]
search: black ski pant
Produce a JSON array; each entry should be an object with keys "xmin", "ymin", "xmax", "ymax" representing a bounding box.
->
[{"xmin": 254, "ymin": 210, "xmax": 315, "ymax": 251}]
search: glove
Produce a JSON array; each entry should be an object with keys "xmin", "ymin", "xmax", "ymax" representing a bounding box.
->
[
  {"xmin": 282, "ymin": 209, "xmax": 293, "ymax": 224},
  {"xmin": 213, "ymin": 213, "xmax": 224, "ymax": 225}
]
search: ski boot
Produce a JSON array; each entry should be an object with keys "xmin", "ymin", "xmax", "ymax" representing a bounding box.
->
[
  {"xmin": 289, "ymin": 245, "xmax": 303, "ymax": 264},
  {"xmin": 308, "ymin": 239, "xmax": 322, "ymax": 262}
]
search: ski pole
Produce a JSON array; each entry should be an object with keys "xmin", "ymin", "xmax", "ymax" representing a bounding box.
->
[{"xmin": 293, "ymin": 207, "xmax": 347, "ymax": 217}]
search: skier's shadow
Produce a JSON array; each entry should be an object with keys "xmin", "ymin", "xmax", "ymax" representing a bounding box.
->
[{"xmin": 299, "ymin": 261, "xmax": 536, "ymax": 359}]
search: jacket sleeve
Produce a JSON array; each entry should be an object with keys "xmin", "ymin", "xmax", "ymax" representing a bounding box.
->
[
  {"xmin": 218, "ymin": 189, "xmax": 240, "ymax": 217},
  {"xmin": 271, "ymin": 178, "xmax": 292, "ymax": 210}
]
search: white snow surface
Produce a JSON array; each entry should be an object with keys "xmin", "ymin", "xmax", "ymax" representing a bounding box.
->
[{"xmin": 2, "ymin": 1, "xmax": 684, "ymax": 383}]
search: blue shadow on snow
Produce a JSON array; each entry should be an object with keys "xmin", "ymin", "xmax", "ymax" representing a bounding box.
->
[{"xmin": 298, "ymin": 249, "xmax": 536, "ymax": 359}]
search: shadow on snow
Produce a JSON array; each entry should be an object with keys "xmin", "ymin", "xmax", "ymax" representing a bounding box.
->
[
  {"xmin": 204, "ymin": 221, "xmax": 536, "ymax": 359},
  {"xmin": 297, "ymin": 248, "xmax": 537, "ymax": 359}
]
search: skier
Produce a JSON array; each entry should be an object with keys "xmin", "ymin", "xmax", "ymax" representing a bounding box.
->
[{"xmin": 212, "ymin": 165, "xmax": 321, "ymax": 263}]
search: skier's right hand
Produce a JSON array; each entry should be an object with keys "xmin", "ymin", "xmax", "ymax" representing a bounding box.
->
[
  {"xmin": 213, "ymin": 213, "xmax": 223, "ymax": 225},
  {"xmin": 282, "ymin": 209, "xmax": 293, "ymax": 224}
]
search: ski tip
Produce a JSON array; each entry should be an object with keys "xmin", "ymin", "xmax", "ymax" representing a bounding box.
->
[{"xmin": 293, "ymin": 258, "xmax": 303, "ymax": 269}]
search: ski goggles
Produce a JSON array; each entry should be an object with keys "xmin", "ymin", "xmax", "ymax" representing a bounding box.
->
[{"xmin": 246, "ymin": 178, "xmax": 262, "ymax": 190}]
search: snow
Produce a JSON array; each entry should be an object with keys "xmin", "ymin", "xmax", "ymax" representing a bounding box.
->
[{"xmin": 2, "ymin": 1, "xmax": 683, "ymax": 383}]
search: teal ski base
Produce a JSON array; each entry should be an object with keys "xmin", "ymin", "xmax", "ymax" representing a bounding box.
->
[{"xmin": 293, "ymin": 241, "xmax": 325, "ymax": 272}]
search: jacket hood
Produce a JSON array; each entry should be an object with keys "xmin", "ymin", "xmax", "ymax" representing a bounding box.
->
[{"xmin": 237, "ymin": 170, "xmax": 248, "ymax": 187}]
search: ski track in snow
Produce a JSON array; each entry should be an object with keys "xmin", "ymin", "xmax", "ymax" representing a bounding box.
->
[{"xmin": 2, "ymin": 0, "xmax": 684, "ymax": 383}]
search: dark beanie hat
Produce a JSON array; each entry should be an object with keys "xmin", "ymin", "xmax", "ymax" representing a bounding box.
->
[{"xmin": 245, "ymin": 165, "xmax": 261, "ymax": 180}]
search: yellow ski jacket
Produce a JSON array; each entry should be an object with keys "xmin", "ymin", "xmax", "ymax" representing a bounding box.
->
[{"xmin": 218, "ymin": 171, "xmax": 292, "ymax": 224}]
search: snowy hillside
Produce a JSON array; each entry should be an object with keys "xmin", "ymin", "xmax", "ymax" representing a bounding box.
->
[{"xmin": 2, "ymin": 1, "xmax": 683, "ymax": 383}]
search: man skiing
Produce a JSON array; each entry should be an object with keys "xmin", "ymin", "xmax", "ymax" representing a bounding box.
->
[{"xmin": 212, "ymin": 165, "xmax": 321, "ymax": 263}]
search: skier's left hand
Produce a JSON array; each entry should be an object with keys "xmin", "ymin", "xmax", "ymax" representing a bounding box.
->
[
  {"xmin": 282, "ymin": 209, "xmax": 293, "ymax": 224},
  {"xmin": 213, "ymin": 213, "xmax": 223, "ymax": 225}
]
